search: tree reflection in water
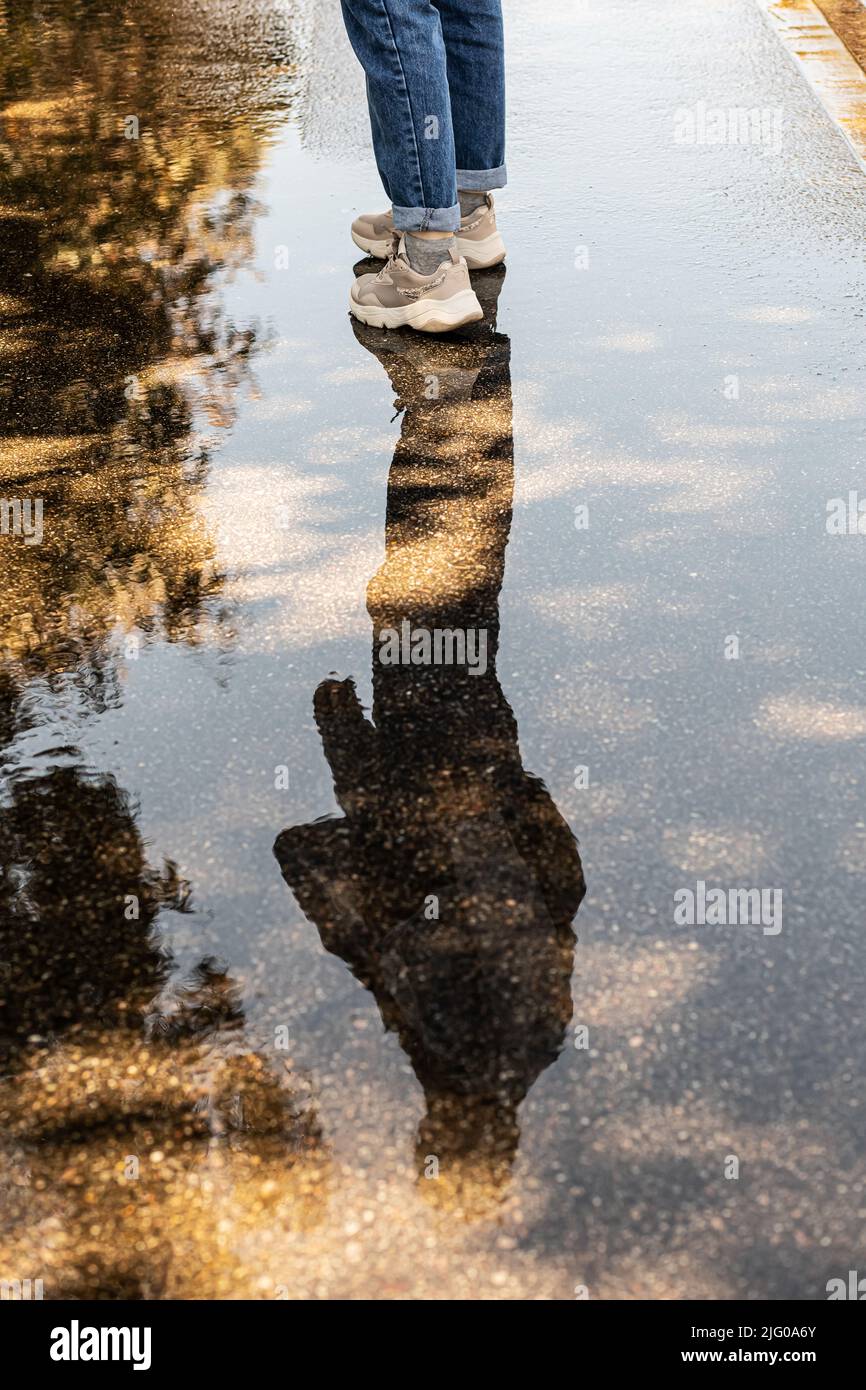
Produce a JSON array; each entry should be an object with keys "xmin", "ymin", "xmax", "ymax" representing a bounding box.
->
[{"xmin": 0, "ymin": 0, "xmax": 328, "ymax": 1300}]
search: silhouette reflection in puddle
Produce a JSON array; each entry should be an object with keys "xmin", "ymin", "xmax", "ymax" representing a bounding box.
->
[{"xmin": 275, "ymin": 269, "xmax": 586, "ymax": 1212}]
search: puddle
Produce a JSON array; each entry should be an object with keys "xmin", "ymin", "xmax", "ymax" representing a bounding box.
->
[{"xmin": 1, "ymin": 0, "xmax": 865, "ymax": 1299}]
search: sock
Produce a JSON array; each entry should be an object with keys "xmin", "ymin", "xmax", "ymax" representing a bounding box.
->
[
  {"xmin": 403, "ymin": 233, "xmax": 456, "ymax": 276},
  {"xmin": 458, "ymin": 190, "xmax": 488, "ymax": 218}
]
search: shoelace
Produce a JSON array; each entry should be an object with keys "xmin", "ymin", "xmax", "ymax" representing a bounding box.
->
[
  {"xmin": 375, "ymin": 233, "xmax": 403, "ymax": 281},
  {"xmin": 375, "ymin": 235, "xmax": 449, "ymax": 300}
]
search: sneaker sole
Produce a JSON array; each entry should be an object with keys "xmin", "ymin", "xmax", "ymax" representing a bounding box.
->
[
  {"xmin": 351, "ymin": 228, "xmax": 507, "ymax": 270},
  {"xmin": 348, "ymin": 286, "xmax": 484, "ymax": 334},
  {"xmin": 457, "ymin": 230, "xmax": 508, "ymax": 270}
]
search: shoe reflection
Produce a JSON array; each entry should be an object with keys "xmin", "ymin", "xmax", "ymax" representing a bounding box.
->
[{"xmin": 275, "ymin": 269, "xmax": 586, "ymax": 1213}]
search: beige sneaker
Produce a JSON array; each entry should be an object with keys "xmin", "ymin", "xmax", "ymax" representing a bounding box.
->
[
  {"xmin": 351, "ymin": 194, "xmax": 507, "ymax": 270},
  {"xmin": 349, "ymin": 240, "xmax": 483, "ymax": 333}
]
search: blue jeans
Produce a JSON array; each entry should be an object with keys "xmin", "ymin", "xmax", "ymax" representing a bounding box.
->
[{"xmin": 340, "ymin": 0, "xmax": 507, "ymax": 232}]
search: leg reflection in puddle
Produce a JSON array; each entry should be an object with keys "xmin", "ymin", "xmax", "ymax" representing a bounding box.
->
[{"xmin": 275, "ymin": 270, "xmax": 586, "ymax": 1215}]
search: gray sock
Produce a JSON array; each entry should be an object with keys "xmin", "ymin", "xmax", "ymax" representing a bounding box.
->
[
  {"xmin": 403, "ymin": 232, "xmax": 456, "ymax": 276},
  {"xmin": 458, "ymin": 190, "xmax": 488, "ymax": 217}
]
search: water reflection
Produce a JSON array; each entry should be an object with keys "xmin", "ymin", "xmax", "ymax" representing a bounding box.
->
[
  {"xmin": 0, "ymin": 763, "xmax": 178, "ymax": 1064},
  {"xmin": 0, "ymin": 0, "xmax": 330, "ymax": 1299},
  {"xmin": 0, "ymin": 0, "xmax": 293, "ymax": 727},
  {"xmin": 276, "ymin": 272, "xmax": 586, "ymax": 1212},
  {"xmin": 0, "ymin": 758, "xmax": 329, "ymax": 1297}
]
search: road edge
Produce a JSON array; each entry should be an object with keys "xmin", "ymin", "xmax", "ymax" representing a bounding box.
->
[{"xmin": 755, "ymin": 0, "xmax": 866, "ymax": 172}]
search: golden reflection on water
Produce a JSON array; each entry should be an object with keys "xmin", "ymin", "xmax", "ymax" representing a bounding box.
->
[
  {"xmin": 0, "ymin": 0, "xmax": 290, "ymax": 709},
  {"xmin": 0, "ymin": 0, "xmax": 324, "ymax": 1298},
  {"xmin": 0, "ymin": 0, "xmax": 587, "ymax": 1297}
]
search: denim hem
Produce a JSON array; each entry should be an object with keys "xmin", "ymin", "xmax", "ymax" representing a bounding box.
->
[
  {"xmin": 392, "ymin": 202, "xmax": 461, "ymax": 232},
  {"xmin": 456, "ymin": 163, "xmax": 507, "ymax": 192}
]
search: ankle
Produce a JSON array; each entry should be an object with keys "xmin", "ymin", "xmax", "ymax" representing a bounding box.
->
[
  {"xmin": 404, "ymin": 232, "xmax": 456, "ymax": 276},
  {"xmin": 458, "ymin": 190, "xmax": 488, "ymax": 217}
]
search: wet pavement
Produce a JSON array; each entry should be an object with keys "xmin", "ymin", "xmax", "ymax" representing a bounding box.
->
[{"xmin": 1, "ymin": 0, "xmax": 865, "ymax": 1300}]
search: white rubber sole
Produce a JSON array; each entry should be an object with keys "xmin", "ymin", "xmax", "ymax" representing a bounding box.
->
[
  {"xmin": 458, "ymin": 230, "xmax": 507, "ymax": 269},
  {"xmin": 351, "ymin": 230, "xmax": 394, "ymax": 259},
  {"xmin": 349, "ymin": 286, "xmax": 484, "ymax": 333},
  {"xmin": 351, "ymin": 228, "xmax": 507, "ymax": 270}
]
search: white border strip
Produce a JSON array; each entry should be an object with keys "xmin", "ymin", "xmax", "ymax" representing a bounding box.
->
[{"xmin": 755, "ymin": 0, "xmax": 866, "ymax": 172}]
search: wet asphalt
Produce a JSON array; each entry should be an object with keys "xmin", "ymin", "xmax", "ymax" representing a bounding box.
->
[{"xmin": 0, "ymin": 0, "xmax": 865, "ymax": 1299}]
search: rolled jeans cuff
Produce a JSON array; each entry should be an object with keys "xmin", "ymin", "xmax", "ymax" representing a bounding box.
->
[
  {"xmin": 392, "ymin": 202, "xmax": 461, "ymax": 233},
  {"xmin": 456, "ymin": 163, "xmax": 508, "ymax": 192}
]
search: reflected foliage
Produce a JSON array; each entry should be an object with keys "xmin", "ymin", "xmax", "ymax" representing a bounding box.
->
[
  {"xmin": 0, "ymin": 757, "xmax": 327, "ymax": 1297},
  {"xmin": 0, "ymin": 0, "xmax": 297, "ymax": 708},
  {"xmin": 0, "ymin": 1, "xmax": 326, "ymax": 1300}
]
